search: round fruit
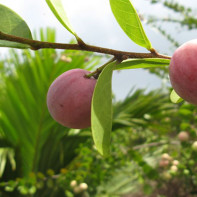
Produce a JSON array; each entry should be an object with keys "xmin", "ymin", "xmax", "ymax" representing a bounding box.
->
[
  {"xmin": 47, "ymin": 69, "xmax": 97, "ymax": 129},
  {"xmin": 178, "ymin": 131, "xmax": 189, "ymax": 142},
  {"xmin": 169, "ymin": 39, "xmax": 197, "ymax": 105}
]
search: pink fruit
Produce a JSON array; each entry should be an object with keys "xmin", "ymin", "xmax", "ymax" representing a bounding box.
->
[
  {"xmin": 169, "ymin": 39, "xmax": 197, "ymax": 105},
  {"xmin": 47, "ymin": 69, "xmax": 97, "ymax": 129}
]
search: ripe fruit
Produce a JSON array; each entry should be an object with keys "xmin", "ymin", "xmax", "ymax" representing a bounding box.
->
[
  {"xmin": 192, "ymin": 141, "xmax": 197, "ymax": 151},
  {"xmin": 47, "ymin": 69, "xmax": 97, "ymax": 129},
  {"xmin": 178, "ymin": 131, "xmax": 189, "ymax": 142},
  {"xmin": 169, "ymin": 39, "xmax": 197, "ymax": 105}
]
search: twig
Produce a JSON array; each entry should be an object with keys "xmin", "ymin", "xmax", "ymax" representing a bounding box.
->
[{"xmin": 0, "ymin": 31, "xmax": 171, "ymax": 60}]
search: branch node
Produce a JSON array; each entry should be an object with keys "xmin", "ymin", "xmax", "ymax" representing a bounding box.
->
[{"xmin": 150, "ymin": 48, "xmax": 157, "ymax": 55}]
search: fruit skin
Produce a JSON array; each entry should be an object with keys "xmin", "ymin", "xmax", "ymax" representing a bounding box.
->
[
  {"xmin": 169, "ymin": 39, "xmax": 197, "ymax": 105},
  {"xmin": 47, "ymin": 69, "xmax": 97, "ymax": 129},
  {"xmin": 178, "ymin": 131, "xmax": 189, "ymax": 142}
]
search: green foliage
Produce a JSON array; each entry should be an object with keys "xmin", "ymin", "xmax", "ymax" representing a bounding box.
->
[
  {"xmin": 170, "ymin": 89, "xmax": 183, "ymax": 104},
  {"xmin": 110, "ymin": 0, "xmax": 152, "ymax": 50},
  {"xmin": 0, "ymin": 28, "xmax": 101, "ymax": 189},
  {"xmin": 0, "ymin": 4, "xmax": 32, "ymax": 48},
  {"xmin": 0, "ymin": 148, "xmax": 15, "ymax": 178},
  {"xmin": 91, "ymin": 62, "xmax": 115, "ymax": 156}
]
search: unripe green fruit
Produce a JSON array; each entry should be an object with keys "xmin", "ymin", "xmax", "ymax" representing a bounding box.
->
[
  {"xmin": 192, "ymin": 141, "xmax": 197, "ymax": 151},
  {"xmin": 183, "ymin": 169, "xmax": 190, "ymax": 175},
  {"xmin": 47, "ymin": 69, "xmax": 97, "ymax": 129},
  {"xmin": 178, "ymin": 131, "xmax": 189, "ymax": 142},
  {"xmin": 169, "ymin": 39, "xmax": 197, "ymax": 105}
]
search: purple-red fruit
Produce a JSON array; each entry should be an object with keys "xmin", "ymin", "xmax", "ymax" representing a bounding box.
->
[
  {"xmin": 169, "ymin": 39, "xmax": 197, "ymax": 105},
  {"xmin": 47, "ymin": 69, "xmax": 97, "ymax": 129}
]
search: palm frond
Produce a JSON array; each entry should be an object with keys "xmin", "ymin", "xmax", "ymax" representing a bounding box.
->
[{"xmin": 0, "ymin": 28, "xmax": 102, "ymax": 177}]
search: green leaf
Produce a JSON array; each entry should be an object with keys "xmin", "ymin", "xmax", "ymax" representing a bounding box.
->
[
  {"xmin": 110, "ymin": 0, "xmax": 152, "ymax": 50},
  {"xmin": 46, "ymin": 0, "xmax": 78, "ymax": 38},
  {"xmin": 170, "ymin": 89, "xmax": 183, "ymax": 103},
  {"xmin": 115, "ymin": 58, "xmax": 170, "ymax": 70},
  {"xmin": 0, "ymin": 4, "xmax": 32, "ymax": 48},
  {"xmin": 91, "ymin": 62, "xmax": 115, "ymax": 156}
]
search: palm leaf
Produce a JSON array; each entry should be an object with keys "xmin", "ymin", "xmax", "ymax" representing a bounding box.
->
[
  {"xmin": 113, "ymin": 89, "xmax": 175, "ymax": 129},
  {"xmin": 0, "ymin": 28, "xmax": 102, "ymax": 177}
]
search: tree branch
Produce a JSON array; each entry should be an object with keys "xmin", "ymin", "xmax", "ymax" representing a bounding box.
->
[{"xmin": 0, "ymin": 31, "xmax": 171, "ymax": 60}]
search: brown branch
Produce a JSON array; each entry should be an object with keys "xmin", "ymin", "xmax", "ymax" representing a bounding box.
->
[{"xmin": 0, "ymin": 31, "xmax": 171, "ymax": 60}]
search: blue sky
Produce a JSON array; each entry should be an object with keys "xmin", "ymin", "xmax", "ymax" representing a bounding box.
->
[{"xmin": 0, "ymin": 0, "xmax": 196, "ymax": 100}]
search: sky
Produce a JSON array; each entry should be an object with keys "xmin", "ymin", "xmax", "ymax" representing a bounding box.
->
[{"xmin": 0, "ymin": 0, "xmax": 196, "ymax": 100}]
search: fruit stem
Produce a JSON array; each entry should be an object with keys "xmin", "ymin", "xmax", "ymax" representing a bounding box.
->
[{"xmin": 85, "ymin": 57, "xmax": 116, "ymax": 79}]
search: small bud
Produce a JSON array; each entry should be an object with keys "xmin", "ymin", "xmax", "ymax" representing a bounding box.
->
[
  {"xmin": 170, "ymin": 165, "xmax": 178, "ymax": 173},
  {"xmin": 79, "ymin": 183, "xmax": 88, "ymax": 191},
  {"xmin": 172, "ymin": 160, "xmax": 179, "ymax": 166},
  {"xmin": 70, "ymin": 180, "xmax": 77, "ymax": 188},
  {"xmin": 60, "ymin": 55, "xmax": 72, "ymax": 63},
  {"xmin": 178, "ymin": 131, "xmax": 189, "ymax": 142},
  {"xmin": 161, "ymin": 153, "xmax": 170, "ymax": 160}
]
